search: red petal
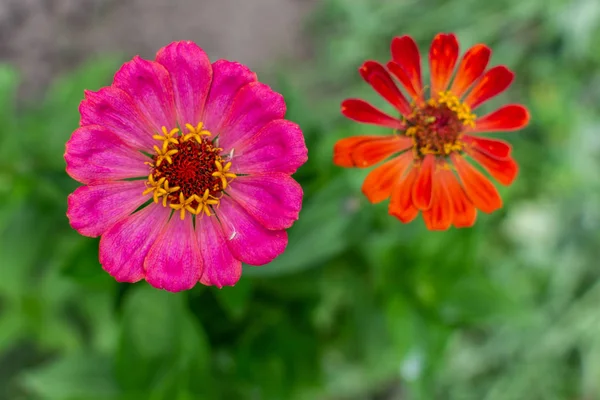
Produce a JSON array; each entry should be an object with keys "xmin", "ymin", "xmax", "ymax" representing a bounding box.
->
[
  {"xmin": 360, "ymin": 61, "xmax": 412, "ymax": 116},
  {"xmin": 451, "ymin": 154, "xmax": 502, "ymax": 213},
  {"xmin": 439, "ymin": 169, "xmax": 477, "ymax": 228},
  {"xmin": 469, "ymin": 104, "xmax": 530, "ymax": 133},
  {"xmin": 333, "ymin": 135, "xmax": 413, "ymax": 168},
  {"xmin": 422, "ymin": 170, "xmax": 453, "ymax": 230},
  {"xmin": 450, "ymin": 44, "xmax": 491, "ymax": 97},
  {"xmin": 341, "ymin": 99, "xmax": 405, "ymax": 129},
  {"xmin": 362, "ymin": 151, "xmax": 414, "ymax": 203},
  {"xmin": 412, "ymin": 154, "xmax": 435, "ymax": 210},
  {"xmin": 390, "ymin": 35, "xmax": 423, "ymax": 102},
  {"xmin": 429, "ymin": 33, "xmax": 460, "ymax": 96},
  {"xmin": 463, "ymin": 135, "xmax": 512, "ymax": 159},
  {"xmin": 463, "ymin": 66, "xmax": 514, "ymax": 110},
  {"xmin": 465, "ymin": 148, "xmax": 519, "ymax": 186},
  {"xmin": 389, "ymin": 165, "xmax": 419, "ymax": 223},
  {"xmin": 387, "ymin": 62, "xmax": 421, "ymax": 103}
]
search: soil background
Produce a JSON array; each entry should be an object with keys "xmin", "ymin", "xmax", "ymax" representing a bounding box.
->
[{"xmin": 0, "ymin": 0, "xmax": 316, "ymax": 99}]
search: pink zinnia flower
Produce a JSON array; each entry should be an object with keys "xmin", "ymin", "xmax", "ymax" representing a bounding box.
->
[{"xmin": 65, "ymin": 41, "xmax": 307, "ymax": 292}]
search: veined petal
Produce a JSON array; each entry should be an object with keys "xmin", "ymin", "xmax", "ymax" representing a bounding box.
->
[
  {"xmin": 359, "ymin": 61, "xmax": 412, "ymax": 116},
  {"xmin": 465, "ymin": 148, "xmax": 519, "ymax": 186},
  {"xmin": 362, "ymin": 151, "xmax": 413, "ymax": 204},
  {"xmin": 196, "ymin": 214, "xmax": 242, "ymax": 288},
  {"xmin": 217, "ymin": 196, "xmax": 288, "ymax": 266},
  {"xmin": 202, "ymin": 60, "xmax": 257, "ymax": 133},
  {"xmin": 438, "ymin": 168, "xmax": 477, "ymax": 228},
  {"xmin": 155, "ymin": 41, "xmax": 213, "ymax": 128},
  {"xmin": 99, "ymin": 204, "xmax": 170, "ymax": 283},
  {"xmin": 113, "ymin": 56, "xmax": 177, "ymax": 134},
  {"xmin": 226, "ymin": 174, "xmax": 303, "ymax": 230},
  {"xmin": 429, "ymin": 33, "xmax": 460, "ymax": 96},
  {"xmin": 463, "ymin": 66, "xmax": 514, "ymax": 110},
  {"xmin": 65, "ymin": 125, "xmax": 149, "ymax": 184},
  {"xmin": 79, "ymin": 86, "xmax": 155, "ymax": 150},
  {"xmin": 450, "ymin": 44, "xmax": 491, "ymax": 97},
  {"xmin": 451, "ymin": 153, "xmax": 502, "ymax": 213},
  {"xmin": 463, "ymin": 135, "xmax": 512, "ymax": 159},
  {"xmin": 230, "ymin": 119, "xmax": 307, "ymax": 175},
  {"xmin": 422, "ymin": 169, "xmax": 453, "ymax": 231},
  {"xmin": 333, "ymin": 135, "xmax": 413, "ymax": 168},
  {"xmin": 469, "ymin": 104, "xmax": 530, "ymax": 133},
  {"xmin": 145, "ymin": 215, "xmax": 203, "ymax": 292},
  {"xmin": 217, "ymin": 82, "xmax": 285, "ymax": 151},
  {"xmin": 389, "ymin": 165, "xmax": 419, "ymax": 223},
  {"xmin": 412, "ymin": 154, "xmax": 435, "ymax": 210},
  {"xmin": 67, "ymin": 181, "xmax": 149, "ymax": 237},
  {"xmin": 341, "ymin": 99, "xmax": 405, "ymax": 129},
  {"xmin": 390, "ymin": 35, "xmax": 423, "ymax": 102}
]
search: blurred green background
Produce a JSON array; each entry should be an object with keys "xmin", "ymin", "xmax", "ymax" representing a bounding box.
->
[{"xmin": 2, "ymin": 0, "xmax": 600, "ymax": 398}]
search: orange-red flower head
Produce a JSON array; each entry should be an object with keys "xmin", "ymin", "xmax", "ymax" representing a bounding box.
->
[{"xmin": 334, "ymin": 33, "xmax": 530, "ymax": 230}]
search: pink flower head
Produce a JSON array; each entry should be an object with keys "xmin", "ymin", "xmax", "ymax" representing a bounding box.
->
[{"xmin": 65, "ymin": 41, "xmax": 308, "ymax": 292}]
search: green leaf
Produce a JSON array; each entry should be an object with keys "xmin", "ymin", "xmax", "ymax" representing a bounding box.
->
[
  {"xmin": 21, "ymin": 56, "xmax": 123, "ymax": 170},
  {"xmin": 116, "ymin": 285, "xmax": 212, "ymax": 397},
  {"xmin": 0, "ymin": 64, "xmax": 17, "ymax": 123},
  {"xmin": 19, "ymin": 353, "xmax": 119, "ymax": 400},
  {"xmin": 212, "ymin": 277, "xmax": 253, "ymax": 320},
  {"xmin": 244, "ymin": 177, "xmax": 356, "ymax": 277}
]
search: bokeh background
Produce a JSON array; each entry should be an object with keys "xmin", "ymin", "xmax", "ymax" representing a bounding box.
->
[{"xmin": 1, "ymin": 0, "xmax": 600, "ymax": 398}]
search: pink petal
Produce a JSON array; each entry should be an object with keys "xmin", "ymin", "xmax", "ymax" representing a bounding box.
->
[
  {"xmin": 202, "ymin": 60, "xmax": 257, "ymax": 133},
  {"xmin": 113, "ymin": 56, "xmax": 177, "ymax": 134},
  {"xmin": 230, "ymin": 119, "xmax": 307, "ymax": 175},
  {"xmin": 196, "ymin": 215, "xmax": 242, "ymax": 288},
  {"xmin": 65, "ymin": 125, "xmax": 149, "ymax": 184},
  {"xmin": 79, "ymin": 86, "xmax": 156, "ymax": 150},
  {"xmin": 99, "ymin": 203, "xmax": 170, "ymax": 283},
  {"xmin": 226, "ymin": 173, "xmax": 302, "ymax": 231},
  {"xmin": 144, "ymin": 216, "xmax": 203, "ymax": 292},
  {"xmin": 67, "ymin": 181, "xmax": 150, "ymax": 237},
  {"xmin": 217, "ymin": 82, "xmax": 286, "ymax": 151},
  {"xmin": 216, "ymin": 196, "xmax": 288, "ymax": 266},
  {"xmin": 155, "ymin": 41, "xmax": 213, "ymax": 127}
]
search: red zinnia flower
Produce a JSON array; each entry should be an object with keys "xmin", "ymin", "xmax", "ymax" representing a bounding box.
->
[
  {"xmin": 65, "ymin": 41, "xmax": 307, "ymax": 291},
  {"xmin": 334, "ymin": 33, "xmax": 530, "ymax": 230}
]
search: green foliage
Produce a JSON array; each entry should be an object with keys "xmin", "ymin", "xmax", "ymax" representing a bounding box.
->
[{"xmin": 1, "ymin": 0, "xmax": 600, "ymax": 398}]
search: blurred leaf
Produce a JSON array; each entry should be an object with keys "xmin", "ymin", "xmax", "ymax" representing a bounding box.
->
[
  {"xmin": 19, "ymin": 353, "xmax": 119, "ymax": 400},
  {"xmin": 116, "ymin": 286, "xmax": 212, "ymax": 397},
  {"xmin": 0, "ymin": 64, "xmax": 17, "ymax": 123},
  {"xmin": 21, "ymin": 56, "xmax": 123, "ymax": 170},
  {"xmin": 244, "ymin": 177, "xmax": 356, "ymax": 277},
  {"xmin": 213, "ymin": 277, "xmax": 253, "ymax": 320}
]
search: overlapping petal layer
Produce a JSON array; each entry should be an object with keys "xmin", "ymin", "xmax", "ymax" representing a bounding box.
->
[{"xmin": 65, "ymin": 41, "xmax": 306, "ymax": 290}]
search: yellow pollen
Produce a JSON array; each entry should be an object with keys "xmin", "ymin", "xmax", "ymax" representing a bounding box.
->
[
  {"xmin": 142, "ymin": 174, "xmax": 167, "ymax": 203},
  {"xmin": 195, "ymin": 189, "xmax": 220, "ymax": 217},
  {"xmin": 403, "ymin": 91, "xmax": 476, "ymax": 157},
  {"xmin": 169, "ymin": 192, "xmax": 198, "ymax": 220},
  {"xmin": 436, "ymin": 91, "xmax": 476, "ymax": 127},
  {"xmin": 143, "ymin": 122, "xmax": 238, "ymax": 220},
  {"xmin": 212, "ymin": 160, "xmax": 237, "ymax": 189}
]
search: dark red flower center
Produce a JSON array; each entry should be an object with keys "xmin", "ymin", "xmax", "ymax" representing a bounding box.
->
[
  {"xmin": 154, "ymin": 137, "xmax": 222, "ymax": 199},
  {"xmin": 143, "ymin": 123, "xmax": 237, "ymax": 219},
  {"xmin": 404, "ymin": 91, "xmax": 475, "ymax": 157}
]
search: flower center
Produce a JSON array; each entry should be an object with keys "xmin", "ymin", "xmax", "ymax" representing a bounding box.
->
[
  {"xmin": 143, "ymin": 123, "xmax": 237, "ymax": 220},
  {"xmin": 405, "ymin": 91, "xmax": 476, "ymax": 157}
]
